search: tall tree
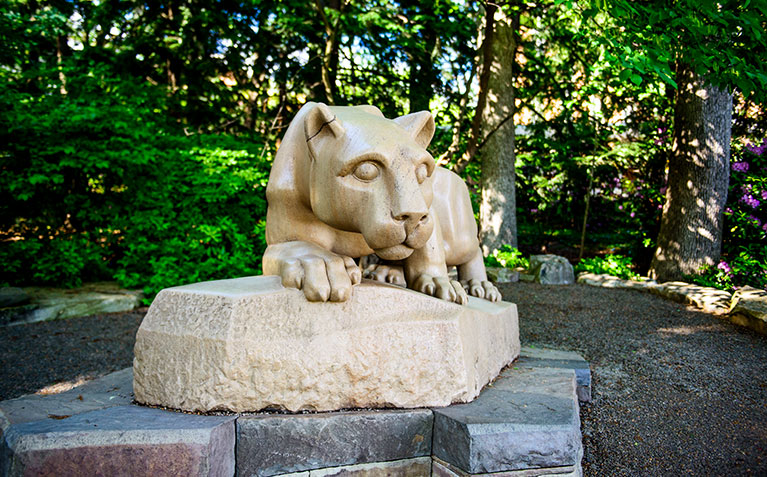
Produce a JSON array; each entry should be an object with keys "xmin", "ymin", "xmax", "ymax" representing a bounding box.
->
[
  {"xmin": 651, "ymin": 63, "xmax": 732, "ymax": 279},
  {"xmin": 581, "ymin": 0, "xmax": 767, "ymax": 280},
  {"xmin": 479, "ymin": 4, "xmax": 519, "ymax": 252}
]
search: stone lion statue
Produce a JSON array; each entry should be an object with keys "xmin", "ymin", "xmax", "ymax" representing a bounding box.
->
[{"xmin": 263, "ymin": 102, "xmax": 501, "ymax": 304}]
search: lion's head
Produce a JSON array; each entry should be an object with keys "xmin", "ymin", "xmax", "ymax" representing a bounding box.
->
[{"xmin": 302, "ymin": 103, "xmax": 436, "ymax": 261}]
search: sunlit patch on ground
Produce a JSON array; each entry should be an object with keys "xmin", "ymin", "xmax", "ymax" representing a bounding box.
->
[
  {"xmin": 36, "ymin": 376, "xmax": 91, "ymax": 395},
  {"xmin": 657, "ymin": 324, "xmax": 722, "ymax": 335}
]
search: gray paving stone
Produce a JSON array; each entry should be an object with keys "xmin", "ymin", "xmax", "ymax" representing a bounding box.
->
[
  {"xmin": 432, "ymin": 367, "xmax": 581, "ymax": 475},
  {"xmin": 0, "ymin": 368, "xmax": 134, "ymax": 432},
  {"xmin": 237, "ymin": 409, "xmax": 433, "ymax": 476},
  {"xmin": 432, "ymin": 457, "xmax": 580, "ymax": 476},
  {"xmin": 295, "ymin": 457, "xmax": 432, "ymax": 476},
  {"xmin": 514, "ymin": 347, "xmax": 591, "ymax": 402},
  {"xmin": 1, "ymin": 405, "xmax": 235, "ymax": 476}
]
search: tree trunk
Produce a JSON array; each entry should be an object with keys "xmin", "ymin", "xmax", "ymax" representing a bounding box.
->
[
  {"xmin": 479, "ymin": 7, "xmax": 518, "ymax": 254},
  {"xmin": 454, "ymin": 4, "xmax": 496, "ymax": 175},
  {"xmin": 407, "ymin": 24, "xmax": 437, "ymax": 113},
  {"xmin": 316, "ymin": 0, "xmax": 343, "ymax": 105},
  {"xmin": 649, "ymin": 63, "xmax": 732, "ymax": 281}
]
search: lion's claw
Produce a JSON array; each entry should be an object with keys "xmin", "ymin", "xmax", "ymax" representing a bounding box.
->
[
  {"xmin": 263, "ymin": 242, "xmax": 360, "ymax": 302},
  {"xmin": 461, "ymin": 278, "xmax": 501, "ymax": 302},
  {"xmin": 412, "ymin": 274, "xmax": 467, "ymax": 304}
]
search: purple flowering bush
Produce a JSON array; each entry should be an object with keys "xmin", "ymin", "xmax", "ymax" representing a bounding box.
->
[{"xmin": 689, "ymin": 138, "xmax": 767, "ymax": 291}]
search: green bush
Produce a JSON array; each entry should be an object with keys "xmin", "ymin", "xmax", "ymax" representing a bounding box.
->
[
  {"xmin": 0, "ymin": 68, "xmax": 271, "ymax": 299},
  {"xmin": 485, "ymin": 245, "xmax": 529, "ymax": 269},
  {"xmin": 0, "ymin": 235, "xmax": 107, "ymax": 287},
  {"xmin": 575, "ymin": 254, "xmax": 639, "ymax": 280}
]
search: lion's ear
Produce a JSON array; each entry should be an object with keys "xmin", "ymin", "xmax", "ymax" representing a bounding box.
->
[
  {"xmin": 394, "ymin": 111, "xmax": 435, "ymax": 149},
  {"xmin": 304, "ymin": 102, "xmax": 345, "ymax": 159},
  {"xmin": 356, "ymin": 105, "xmax": 384, "ymax": 117}
]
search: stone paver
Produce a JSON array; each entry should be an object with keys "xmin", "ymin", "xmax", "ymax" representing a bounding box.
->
[
  {"xmin": 432, "ymin": 457, "xmax": 580, "ymax": 477},
  {"xmin": 2, "ymin": 405, "xmax": 235, "ymax": 477},
  {"xmin": 237, "ymin": 409, "xmax": 432, "ymax": 476},
  {"xmin": 432, "ymin": 366, "xmax": 581, "ymax": 475},
  {"xmin": 0, "ymin": 368, "xmax": 134, "ymax": 430},
  {"xmin": 514, "ymin": 347, "xmax": 591, "ymax": 402},
  {"xmin": 272, "ymin": 457, "xmax": 433, "ymax": 476}
]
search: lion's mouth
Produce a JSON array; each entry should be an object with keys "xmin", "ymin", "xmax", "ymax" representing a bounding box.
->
[{"xmin": 374, "ymin": 244, "xmax": 414, "ymax": 260}]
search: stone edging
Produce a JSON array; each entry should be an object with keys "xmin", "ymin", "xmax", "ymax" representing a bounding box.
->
[{"xmin": 577, "ymin": 273, "xmax": 767, "ymax": 336}]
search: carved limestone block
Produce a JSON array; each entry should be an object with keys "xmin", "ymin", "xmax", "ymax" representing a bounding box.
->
[{"xmin": 133, "ymin": 276, "xmax": 519, "ymax": 412}]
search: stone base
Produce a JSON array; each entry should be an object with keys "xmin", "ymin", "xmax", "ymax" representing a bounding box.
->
[
  {"xmin": 133, "ymin": 276, "xmax": 520, "ymax": 412},
  {"xmin": 1, "ymin": 348, "xmax": 588, "ymax": 477}
]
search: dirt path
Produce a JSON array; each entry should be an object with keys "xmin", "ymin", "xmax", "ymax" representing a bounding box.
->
[{"xmin": 2, "ymin": 284, "xmax": 765, "ymax": 475}]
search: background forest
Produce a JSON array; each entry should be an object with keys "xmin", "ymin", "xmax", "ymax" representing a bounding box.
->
[{"xmin": 1, "ymin": 0, "xmax": 766, "ymax": 299}]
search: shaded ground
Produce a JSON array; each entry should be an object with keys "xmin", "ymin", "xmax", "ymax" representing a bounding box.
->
[
  {"xmin": 0, "ymin": 308, "xmax": 145, "ymax": 400},
  {"xmin": 1, "ymin": 284, "xmax": 765, "ymax": 475}
]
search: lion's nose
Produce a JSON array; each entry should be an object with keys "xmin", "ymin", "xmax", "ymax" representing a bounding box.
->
[
  {"xmin": 392, "ymin": 210, "xmax": 429, "ymax": 235},
  {"xmin": 392, "ymin": 210, "xmax": 428, "ymax": 224}
]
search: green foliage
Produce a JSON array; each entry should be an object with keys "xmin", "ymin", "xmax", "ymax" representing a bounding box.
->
[
  {"xmin": 512, "ymin": 2, "xmax": 669, "ymax": 268},
  {"xmin": 688, "ymin": 251, "xmax": 767, "ymax": 292},
  {"xmin": 0, "ymin": 64, "xmax": 270, "ymax": 299},
  {"xmin": 578, "ymin": 0, "xmax": 767, "ymax": 101},
  {"xmin": 575, "ymin": 254, "xmax": 639, "ymax": 280},
  {"xmin": 0, "ymin": 235, "xmax": 106, "ymax": 288},
  {"xmin": 485, "ymin": 245, "xmax": 529, "ymax": 269}
]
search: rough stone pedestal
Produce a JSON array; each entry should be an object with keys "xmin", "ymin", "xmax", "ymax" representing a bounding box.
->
[
  {"xmin": 2, "ymin": 347, "xmax": 589, "ymax": 476},
  {"xmin": 133, "ymin": 276, "xmax": 520, "ymax": 413}
]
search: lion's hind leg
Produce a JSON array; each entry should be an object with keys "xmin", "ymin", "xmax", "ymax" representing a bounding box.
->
[{"xmin": 456, "ymin": 248, "xmax": 502, "ymax": 302}]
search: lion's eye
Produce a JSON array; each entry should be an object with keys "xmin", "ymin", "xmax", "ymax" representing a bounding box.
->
[
  {"xmin": 352, "ymin": 162, "xmax": 380, "ymax": 182},
  {"xmin": 415, "ymin": 163, "xmax": 429, "ymax": 184}
]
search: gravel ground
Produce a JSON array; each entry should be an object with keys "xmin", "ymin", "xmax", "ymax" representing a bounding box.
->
[
  {"xmin": 499, "ymin": 282, "xmax": 767, "ymax": 477},
  {"xmin": 0, "ymin": 308, "xmax": 145, "ymax": 400},
  {"xmin": 1, "ymin": 283, "xmax": 766, "ymax": 475}
]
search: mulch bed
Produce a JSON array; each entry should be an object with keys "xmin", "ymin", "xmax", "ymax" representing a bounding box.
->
[{"xmin": 1, "ymin": 284, "xmax": 765, "ymax": 475}]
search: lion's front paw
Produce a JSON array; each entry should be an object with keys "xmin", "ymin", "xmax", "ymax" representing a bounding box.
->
[
  {"xmin": 264, "ymin": 242, "xmax": 361, "ymax": 302},
  {"xmin": 281, "ymin": 253, "xmax": 361, "ymax": 302},
  {"xmin": 411, "ymin": 274, "xmax": 467, "ymax": 305},
  {"xmin": 461, "ymin": 278, "xmax": 501, "ymax": 302},
  {"xmin": 362, "ymin": 263, "xmax": 406, "ymax": 287}
]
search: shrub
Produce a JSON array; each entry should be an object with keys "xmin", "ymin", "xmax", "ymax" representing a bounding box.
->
[
  {"xmin": 0, "ymin": 69, "xmax": 271, "ymax": 300},
  {"xmin": 575, "ymin": 254, "xmax": 639, "ymax": 280},
  {"xmin": 485, "ymin": 245, "xmax": 529, "ymax": 269}
]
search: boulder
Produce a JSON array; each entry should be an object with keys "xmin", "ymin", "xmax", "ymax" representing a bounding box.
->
[
  {"xmin": 133, "ymin": 276, "xmax": 520, "ymax": 413},
  {"xmin": 650, "ymin": 281, "xmax": 731, "ymax": 315},
  {"xmin": 485, "ymin": 267, "xmax": 519, "ymax": 283},
  {"xmin": 529, "ymin": 254, "xmax": 575, "ymax": 285},
  {"xmin": 0, "ymin": 287, "xmax": 29, "ymax": 308},
  {"xmin": 729, "ymin": 286, "xmax": 767, "ymax": 335}
]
